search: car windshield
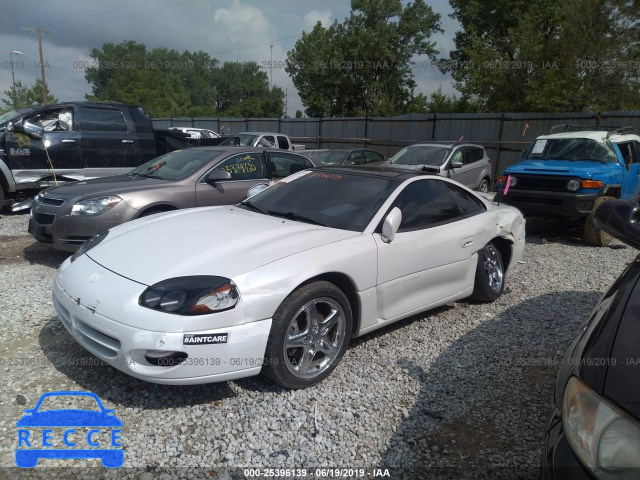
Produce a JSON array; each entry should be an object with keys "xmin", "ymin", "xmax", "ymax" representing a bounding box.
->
[
  {"xmin": 312, "ymin": 151, "xmax": 349, "ymax": 166},
  {"xmin": 388, "ymin": 145, "xmax": 450, "ymax": 166},
  {"xmin": 240, "ymin": 170, "xmax": 398, "ymax": 231},
  {"xmin": 527, "ymin": 138, "xmax": 618, "ymax": 163},
  {"xmin": 37, "ymin": 395, "xmax": 101, "ymax": 412},
  {"xmin": 0, "ymin": 109, "xmax": 21, "ymax": 124},
  {"xmin": 127, "ymin": 149, "xmax": 217, "ymax": 180},
  {"xmin": 238, "ymin": 133, "xmax": 258, "ymax": 146}
]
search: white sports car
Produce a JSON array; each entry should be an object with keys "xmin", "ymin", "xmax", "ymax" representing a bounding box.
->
[{"xmin": 53, "ymin": 167, "xmax": 525, "ymax": 389}]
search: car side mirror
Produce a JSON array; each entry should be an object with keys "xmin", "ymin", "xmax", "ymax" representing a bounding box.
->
[
  {"xmin": 16, "ymin": 120, "xmax": 44, "ymax": 139},
  {"xmin": 247, "ymin": 183, "xmax": 269, "ymax": 198},
  {"xmin": 450, "ymin": 160, "xmax": 463, "ymax": 169},
  {"xmin": 206, "ymin": 169, "xmax": 231, "ymax": 185},
  {"xmin": 381, "ymin": 207, "xmax": 402, "ymax": 243}
]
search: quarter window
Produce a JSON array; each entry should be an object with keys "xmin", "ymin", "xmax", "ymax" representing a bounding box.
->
[{"xmin": 391, "ymin": 179, "xmax": 486, "ymax": 231}]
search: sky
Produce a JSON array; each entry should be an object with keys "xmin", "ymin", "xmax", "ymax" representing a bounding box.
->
[{"xmin": 0, "ymin": 0, "xmax": 460, "ymax": 116}]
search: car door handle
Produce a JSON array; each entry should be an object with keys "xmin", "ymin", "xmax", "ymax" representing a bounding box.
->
[
  {"xmin": 60, "ymin": 139, "xmax": 76, "ymax": 143},
  {"xmin": 121, "ymin": 139, "xmax": 135, "ymax": 144},
  {"xmin": 461, "ymin": 237, "xmax": 474, "ymax": 248}
]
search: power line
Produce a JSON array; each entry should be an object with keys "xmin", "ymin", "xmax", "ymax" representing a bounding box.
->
[{"xmin": 210, "ymin": 33, "xmax": 301, "ymax": 57}]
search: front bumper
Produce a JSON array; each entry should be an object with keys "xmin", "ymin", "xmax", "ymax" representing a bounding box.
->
[
  {"xmin": 28, "ymin": 201, "xmax": 138, "ymax": 252},
  {"xmin": 53, "ymin": 257, "xmax": 272, "ymax": 385},
  {"xmin": 502, "ymin": 189, "xmax": 598, "ymax": 218}
]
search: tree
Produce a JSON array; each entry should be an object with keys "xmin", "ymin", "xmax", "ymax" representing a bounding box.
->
[
  {"xmin": 425, "ymin": 88, "xmax": 480, "ymax": 113},
  {"xmin": 85, "ymin": 41, "xmax": 285, "ymax": 117},
  {"xmin": 445, "ymin": 0, "xmax": 640, "ymax": 111},
  {"xmin": 2, "ymin": 79, "xmax": 57, "ymax": 110},
  {"xmin": 286, "ymin": 0, "xmax": 442, "ymax": 117}
]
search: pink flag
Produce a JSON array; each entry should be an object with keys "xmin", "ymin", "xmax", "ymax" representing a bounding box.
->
[{"xmin": 503, "ymin": 175, "xmax": 512, "ymax": 195}]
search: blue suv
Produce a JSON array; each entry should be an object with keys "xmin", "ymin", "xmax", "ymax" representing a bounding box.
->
[
  {"xmin": 498, "ymin": 125, "xmax": 640, "ymax": 246},
  {"xmin": 15, "ymin": 391, "xmax": 123, "ymax": 468}
]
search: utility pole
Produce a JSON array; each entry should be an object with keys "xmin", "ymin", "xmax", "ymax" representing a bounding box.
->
[
  {"xmin": 269, "ymin": 35, "xmax": 273, "ymax": 90},
  {"xmin": 20, "ymin": 26, "xmax": 54, "ymax": 105},
  {"xmin": 10, "ymin": 51, "xmax": 17, "ymax": 108}
]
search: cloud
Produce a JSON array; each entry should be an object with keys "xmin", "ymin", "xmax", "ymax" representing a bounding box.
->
[{"xmin": 302, "ymin": 9, "xmax": 333, "ymax": 32}]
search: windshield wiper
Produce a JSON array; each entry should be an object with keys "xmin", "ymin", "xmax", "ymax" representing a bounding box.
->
[
  {"xmin": 239, "ymin": 200, "xmax": 269, "ymax": 215},
  {"xmin": 267, "ymin": 210, "xmax": 329, "ymax": 227},
  {"xmin": 130, "ymin": 160, "xmax": 167, "ymax": 177}
]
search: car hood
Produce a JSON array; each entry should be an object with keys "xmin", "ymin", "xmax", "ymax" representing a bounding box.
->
[
  {"xmin": 86, "ymin": 206, "xmax": 360, "ymax": 285},
  {"xmin": 41, "ymin": 175, "xmax": 175, "ymax": 200},
  {"xmin": 505, "ymin": 159, "xmax": 619, "ymax": 177}
]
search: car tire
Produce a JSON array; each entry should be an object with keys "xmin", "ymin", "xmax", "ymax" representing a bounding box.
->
[
  {"xmin": 584, "ymin": 196, "xmax": 614, "ymax": 247},
  {"xmin": 262, "ymin": 281, "xmax": 352, "ymax": 389},
  {"xmin": 478, "ymin": 178, "xmax": 490, "ymax": 194},
  {"xmin": 470, "ymin": 241, "xmax": 505, "ymax": 302}
]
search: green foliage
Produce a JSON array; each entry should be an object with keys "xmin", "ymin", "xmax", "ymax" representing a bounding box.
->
[
  {"xmin": 2, "ymin": 78, "xmax": 58, "ymax": 110},
  {"xmin": 84, "ymin": 41, "xmax": 284, "ymax": 117},
  {"xmin": 446, "ymin": 0, "xmax": 640, "ymax": 111},
  {"xmin": 286, "ymin": 0, "xmax": 442, "ymax": 117},
  {"xmin": 426, "ymin": 88, "xmax": 480, "ymax": 113}
]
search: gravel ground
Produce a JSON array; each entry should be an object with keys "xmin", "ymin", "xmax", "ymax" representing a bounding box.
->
[{"xmin": 0, "ymin": 212, "xmax": 637, "ymax": 479}]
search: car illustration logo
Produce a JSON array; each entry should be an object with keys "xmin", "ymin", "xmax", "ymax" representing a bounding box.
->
[{"xmin": 15, "ymin": 391, "xmax": 123, "ymax": 468}]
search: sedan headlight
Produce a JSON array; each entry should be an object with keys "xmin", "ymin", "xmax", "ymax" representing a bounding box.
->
[
  {"xmin": 567, "ymin": 178, "xmax": 582, "ymax": 192},
  {"xmin": 139, "ymin": 276, "xmax": 239, "ymax": 315},
  {"xmin": 563, "ymin": 376, "xmax": 640, "ymax": 478},
  {"xmin": 71, "ymin": 196, "xmax": 122, "ymax": 216}
]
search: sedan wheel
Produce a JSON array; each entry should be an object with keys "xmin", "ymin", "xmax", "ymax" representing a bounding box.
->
[
  {"xmin": 478, "ymin": 178, "xmax": 490, "ymax": 194},
  {"xmin": 470, "ymin": 242, "xmax": 504, "ymax": 302},
  {"xmin": 263, "ymin": 281, "xmax": 352, "ymax": 389}
]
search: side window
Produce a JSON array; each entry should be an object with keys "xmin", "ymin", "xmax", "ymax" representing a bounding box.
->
[
  {"xmin": 464, "ymin": 147, "xmax": 483, "ymax": 164},
  {"xmin": 128, "ymin": 106, "xmax": 152, "ymax": 133},
  {"xmin": 268, "ymin": 152, "xmax": 312, "ymax": 179},
  {"xmin": 364, "ymin": 150, "xmax": 384, "ymax": 163},
  {"xmin": 26, "ymin": 107, "xmax": 75, "ymax": 132},
  {"xmin": 214, "ymin": 153, "xmax": 265, "ymax": 180},
  {"xmin": 345, "ymin": 150, "xmax": 365, "ymax": 165},
  {"xmin": 257, "ymin": 135, "xmax": 276, "ymax": 148},
  {"xmin": 450, "ymin": 149, "xmax": 464, "ymax": 166},
  {"xmin": 618, "ymin": 141, "xmax": 640, "ymax": 164},
  {"xmin": 80, "ymin": 108, "xmax": 128, "ymax": 132},
  {"xmin": 277, "ymin": 136, "xmax": 290, "ymax": 149},
  {"xmin": 391, "ymin": 179, "xmax": 485, "ymax": 231}
]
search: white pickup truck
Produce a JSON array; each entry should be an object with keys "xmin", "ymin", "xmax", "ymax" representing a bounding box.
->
[{"xmin": 237, "ymin": 132, "xmax": 305, "ymax": 151}]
